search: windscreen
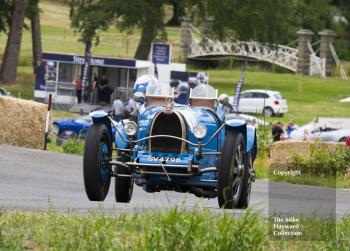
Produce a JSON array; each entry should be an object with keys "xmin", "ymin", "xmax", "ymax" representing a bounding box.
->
[
  {"xmin": 191, "ymin": 84, "xmax": 217, "ymax": 99},
  {"xmin": 146, "ymin": 82, "xmax": 172, "ymax": 97}
]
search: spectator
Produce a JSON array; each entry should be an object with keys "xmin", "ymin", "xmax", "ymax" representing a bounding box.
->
[
  {"xmin": 34, "ymin": 60, "xmax": 46, "ymax": 91},
  {"xmin": 303, "ymin": 129, "xmax": 309, "ymax": 141},
  {"xmin": 127, "ymin": 97, "xmax": 138, "ymax": 113},
  {"xmin": 272, "ymin": 122, "xmax": 284, "ymax": 142},
  {"xmin": 112, "ymin": 96, "xmax": 124, "ymax": 122},
  {"xmin": 218, "ymin": 93, "xmax": 233, "ymax": 114},
  {"xmin": 73, "ymin": 75, "xmax": 82, "ymax": 104},
  {"xmin": 286, "ymin": 120, "xmax": 297, "ymax": 138},
  {"xmin": 98, "ymin": 74, "xmax": 113, "ymax": 103},
  {"xmin": 92, "ymin": 72, "xmax": 99, "ymax": 90}
]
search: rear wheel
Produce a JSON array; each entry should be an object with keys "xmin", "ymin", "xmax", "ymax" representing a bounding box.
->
[
  {"xmin": 339, "ymin": 137, "xmax": 347, "ymax": 142},
  {"xmin": 218, "ymin": 131, "xmax": 249, "ymax": 209},
  {"xmin": 263, "ymin": 107, "xmax": 274, "ymax": 117},
  {"xmin": 115, "ymin": 155, "xmax": 134, "ymax": 203},
  {"xmin": 83, "ymin": 124, "xmax": 112, "ymax": 201}
]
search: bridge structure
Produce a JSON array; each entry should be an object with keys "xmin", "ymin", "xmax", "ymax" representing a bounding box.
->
[{"xmin": 180, "ymin": 17, "xmax": 347, "ymax": 80}]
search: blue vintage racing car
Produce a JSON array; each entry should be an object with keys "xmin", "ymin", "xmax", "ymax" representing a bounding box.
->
[{"xmin": 83, "ymin": 78, "xmax": 257, "ymax": 209}]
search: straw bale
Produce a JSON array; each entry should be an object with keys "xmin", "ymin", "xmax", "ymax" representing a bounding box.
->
[
  {"xmin": 269, "ymin": 141, "xmax": 342, "ymax": 170},
  {"xmin": 0, "ymin": 96, "xmax": 51, "ymax": 149}
]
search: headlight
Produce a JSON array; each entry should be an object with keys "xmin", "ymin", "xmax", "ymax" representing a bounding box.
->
[
  {"xmin": 124, "ymin": 121, "xmax": 138, "ymax": 136},
  {"xmin": 193, "ymin": 124, "xmax": 207, "ymax": 140}
]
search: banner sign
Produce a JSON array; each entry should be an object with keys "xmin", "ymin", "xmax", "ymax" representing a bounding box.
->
[
  {"xmin": 42, "ymin": 53, "xmax": 136, "ymax": 68},
  {"xmin": 79, "ymin": 42, "xmax": 91, "ymax": 114},
  {"xmin": 232, "ymin": 61, "xmax": 247, "ymax": 113},
  {"xmin": 152, "ymin": 43, "xmax": 171, "ymax": 65}
]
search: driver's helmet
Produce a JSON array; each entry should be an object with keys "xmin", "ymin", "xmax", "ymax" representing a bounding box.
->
[
  {"xmin": 196, "ymin": 72, "xmax": 208, "ymax": 85},
  {"xmin": 218, "ymin": 93, "xmax": 229, "ymax": 104},
  {"xmin": 170, "ymin": 79, "xmax": 180, "ymax": 88},
  {"xmin": 133, "ymin": 75, "xmax": 158, "ymax": 94}
]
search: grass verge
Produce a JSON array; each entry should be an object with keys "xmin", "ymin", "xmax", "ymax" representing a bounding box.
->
[
  {"xmin": 47, "ymin": 136, "xmax": 84, "ymax": 155},
  {"xmin": 0, "ymin": 208, "xmax": 349, "ymax": 250}
]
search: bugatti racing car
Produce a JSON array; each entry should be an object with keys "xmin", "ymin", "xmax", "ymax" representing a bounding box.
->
[{"xmin": 83, "ymin": 78, "xmax": 257, "ymax": 209}]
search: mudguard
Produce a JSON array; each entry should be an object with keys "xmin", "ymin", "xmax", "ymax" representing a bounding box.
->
[
  {"xmin": 225, "ymin": 118, "xmax": 257, "ymax": 159},
  {"xmin": 89, "ymin": 111, "xmax": 113, "ymax": 140},
  {"xmin": 246, "ymin": 125, "xmax": 258, "ymax": 160}
]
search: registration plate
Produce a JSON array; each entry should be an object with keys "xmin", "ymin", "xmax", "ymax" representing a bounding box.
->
[{"xmin": 147, "ymin": 156, "xmax": 181, "ymax": 163}]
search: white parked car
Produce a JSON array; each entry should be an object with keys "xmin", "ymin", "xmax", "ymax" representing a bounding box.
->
[
  {"xmin": 290, "ymin": 119, "xmax": 350, "ymax": 142},
  {"xmin": 229, "ymin": 89, "xmax": 288, "ymax": 117}
]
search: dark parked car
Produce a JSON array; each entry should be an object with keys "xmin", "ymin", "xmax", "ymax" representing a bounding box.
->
[{"xmin": 53, "ymin": 115, "xmax": 92, "ymax": 138}]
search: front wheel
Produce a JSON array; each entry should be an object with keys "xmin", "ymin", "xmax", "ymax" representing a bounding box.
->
[
  {"xmin": 83, "ymin": 124, "xmax": 112, "ymax": 201},
  {"xmin": 218, "ymin": 131, "xmax": 250, "ymax": 209}
]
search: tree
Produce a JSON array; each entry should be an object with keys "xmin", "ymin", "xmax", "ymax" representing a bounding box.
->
[
  {"xmin": 70, "ymin": 0, "xmax": 167, "ymax": 60},
  {"xmin": 167, "ymin": 0, "xmax": 185, "ymax": 26},
  {"xmin": 0, "ymin": 0, "xmax": 28, "ymax": 84},
  {"xmin": 200, "ymin": 0, "xmax": 296, "ymax": 44},
  {"xmin": 293, "ymin": 0, "xmax": 333, "ymax": 34},
  {"xmin": 0, "ymin": 0, "xmax": 12, "ymax": 36},
  {"xmin": 27, "ymin": 0, "xmax": 42, "ymax": 71}
]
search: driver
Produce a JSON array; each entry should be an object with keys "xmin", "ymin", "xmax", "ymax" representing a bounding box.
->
[
  {"xmin": 174, "ymin": 82, "xmax": 190, "ymax": 105},
  {"xmin": 196, "ymin": 72, "xmax": 208, "ymax": 85},
  {"xmin": 133, "ymin": 75, "xmax": 158, "ymax": 95},
  {"xmin": 129, "ymin": 75, "xmax": 159, "ymax": 119}
]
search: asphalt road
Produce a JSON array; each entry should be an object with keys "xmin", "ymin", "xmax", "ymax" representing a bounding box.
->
[{"xmin": 0, "ymin": 144, "xmax": 349, "ymax": 218}]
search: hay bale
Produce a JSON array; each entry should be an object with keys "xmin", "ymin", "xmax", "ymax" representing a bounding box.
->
[
  {"xmin": 269, "ymin": 141, "xmax": 342, "ymax": 170},
  {"xmin": 0, "ymin": 96, "xmax": 50, "ymax": 149}
]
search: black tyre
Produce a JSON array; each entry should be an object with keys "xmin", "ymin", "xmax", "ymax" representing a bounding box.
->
[
  {"xmin": 339, "ymin": 137, "xmax": 347, "ymax": 142},
  {"xmin": 115, "ymin": 163, "xmax": 134, "ymax": 203},
  {"xmin": 83, "ymin": 124, "xmax": 112, "ymax": 201},
  {"xmin": 218, "ymin": 131, "xmax": 249, "ymax": 209},
  {"xmin": 263, "ymin": 107, "xmax": 274, "ymax": 117}
]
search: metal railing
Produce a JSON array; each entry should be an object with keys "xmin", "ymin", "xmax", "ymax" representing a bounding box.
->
[
  {"xmin": 45, "ymin": 81, "xmax": 75, "ymax": 97},
  {"xmin": 329, "ymin": 43, "xmax": 348, "ymax": 80}
]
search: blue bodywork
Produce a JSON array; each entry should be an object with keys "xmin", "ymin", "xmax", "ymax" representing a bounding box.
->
[{"xmin": 90, "ymin": 99, "xmax": 257, "ymax": 193}]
